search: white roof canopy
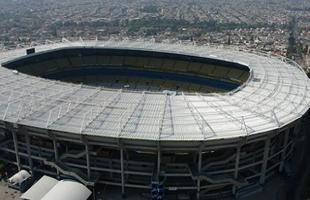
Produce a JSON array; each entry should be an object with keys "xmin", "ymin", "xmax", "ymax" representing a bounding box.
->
[
  {"xmin": 41, "ymin": 180, "xmax": 92, "ymax": 200},
  {"xmin": 20, "ymin": 176, "xmax": 91, "ymax": 200},
  {"xmin": 20, "ymin": 175, "xmax": 58, "ymax": 200}
]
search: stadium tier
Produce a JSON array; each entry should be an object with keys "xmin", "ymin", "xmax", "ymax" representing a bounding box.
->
[{"xmin": 0, "ymin": 40, "xmax": 309, "ymax": 199}]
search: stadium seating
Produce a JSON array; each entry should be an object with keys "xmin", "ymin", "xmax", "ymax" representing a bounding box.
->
[{"xmin": 2, "ymin": 47, "xmax": 250, "ymax": 93}]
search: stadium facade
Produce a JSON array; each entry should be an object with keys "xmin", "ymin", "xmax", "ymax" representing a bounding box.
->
[{"xmin": 0, "ymin": 40, "xmax": 309, "ymax": 199}]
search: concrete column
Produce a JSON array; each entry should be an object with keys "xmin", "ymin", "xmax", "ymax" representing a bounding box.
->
[
  {"xmin": 157, "ymin": 143, "xmax": 161, "ymax": 181},
  {"xmin": 52, "ymin": 135, "xmax": 59, "ymax": 176},
  {"xmin": 279, "ymin": 129, "xmax": 289, "ymax": 172},
  {"xmin": 260, "ymin": 136, "xmax": 271, "ymax": 184},
  {"xmin": 25, "ymin": 132, "xmax": 33, "ymax": 172},
  {"xmin": 52, "ymin": 136, "xmax": 59, "ymax": 161},
  {"xmin": 120, "ymin": 146, "xmax": 125, "ymax": 196},
  {"xmin": 12, "ymin": 131, "xmax": 21, "ymax": 171},
  {"xmin": 85, "ymin": 143, "xmax": 91, "ymax": 179},
  {"xmin": 196, "ymin": 146, "xmax": 202, "ymax": 200},
  {"xmin": 233, "ymin": 145, "xmax": 241, "ymax": 194}
]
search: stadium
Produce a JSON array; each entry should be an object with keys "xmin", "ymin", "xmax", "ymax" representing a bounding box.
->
[{"xmin": 0, "ymin": 40, "xmax": 309, "ymax": 199}]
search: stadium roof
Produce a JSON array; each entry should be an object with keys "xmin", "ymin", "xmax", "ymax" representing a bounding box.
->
[{"xmin": 0, "ymin": 40, "xmax": 309, "ymax": 141}]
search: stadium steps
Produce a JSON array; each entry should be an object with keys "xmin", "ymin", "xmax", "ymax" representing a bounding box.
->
[
  {"xmin": 59, "ymin": 150, "xmax": 86, "ymax": 160},
  {"xmin": 235, "ymin": 182, "xmax": 263, "ymax": 199},
  {"xmin": 43, "ymin": 159, "xmax": 95, "ymax": 186},
  {"xmin": 127, "ymin": 174, "xmax": 150, "ymax": 185},
  {"xmin": 202, "ymin": 153, "xmax": 237, "ymax": 170},
  {"xmin": 62, "ymin": 155, "xmax": 154, "ymax": 177},
  {"xmin": 188, "ymin": 164, "xmax": 248, "ymax": 186}
]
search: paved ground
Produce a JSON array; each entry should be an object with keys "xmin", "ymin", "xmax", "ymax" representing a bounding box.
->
[
  {"xmin": 0, "ymin": 180, "xmax": 20, "ymax": 200},
  {"xmin": 96, "ymin": 186, "xmax": 149, "ymax": 200}
]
